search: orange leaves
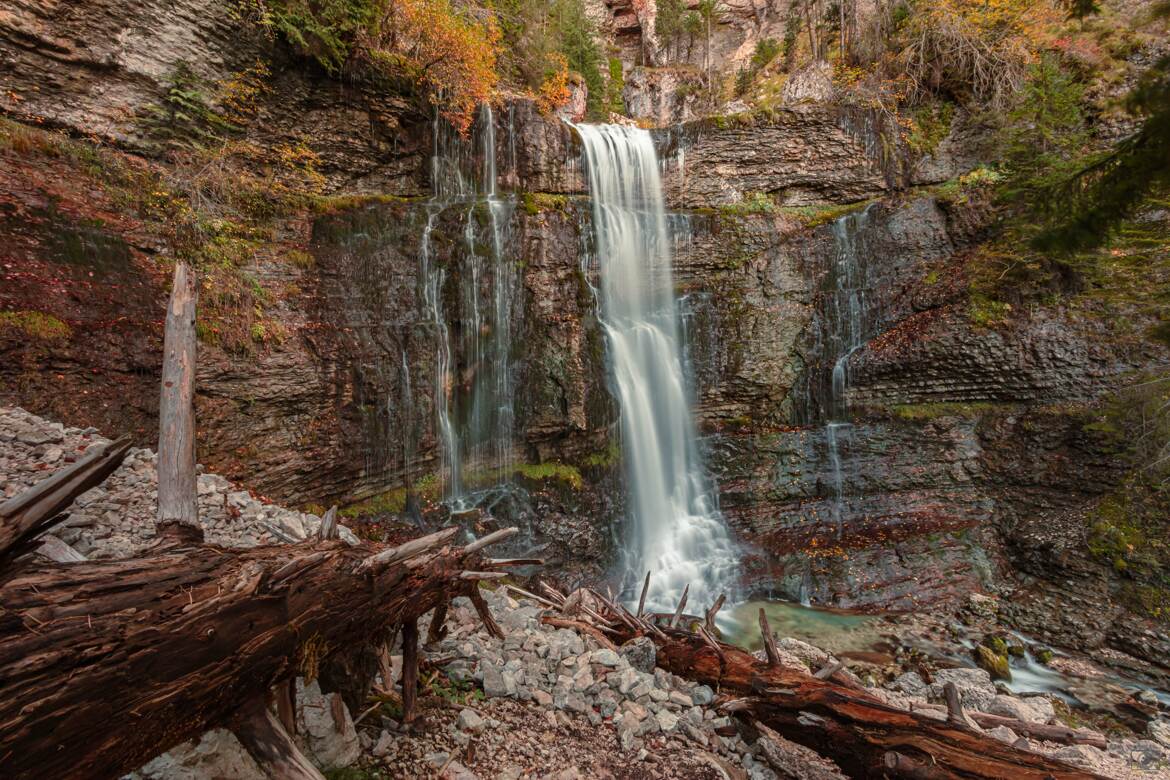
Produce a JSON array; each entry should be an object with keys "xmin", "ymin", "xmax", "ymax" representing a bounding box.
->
[
  {"xmin": 369, "ymin": 0, "xmax": 501, "ymax": 135},
  {"xmin": 536, "ymin": 53, "xmax": 572, "ymax": 115}
]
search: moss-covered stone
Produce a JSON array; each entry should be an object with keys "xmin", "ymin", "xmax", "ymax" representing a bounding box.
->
[{"xmin": 974, "ymin": 644, "xmax": 1012, "ymax": 681}]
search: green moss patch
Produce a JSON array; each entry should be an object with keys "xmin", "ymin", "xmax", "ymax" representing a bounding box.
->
[
  {"xmin": 888, "ymin": 402, "xmax": 1001, "ymax": 421},
  {"xmin": 0, "ymin": 311, "xmax": 72, "ymax": 341}
]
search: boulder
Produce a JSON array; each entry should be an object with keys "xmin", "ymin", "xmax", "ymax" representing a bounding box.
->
[
  {"xmin": 985, "ymin": 694, "xmax": 1054, "ymax": 724},
  {"xmin": 780, "ymin": 61, "xmax": 835, "ymax": 105},
  {"xmin": 1051, "ymin": 744, "xmax": 1107, "ymax": 772},
  {"xmin": 456, "ymin": 708, "xmax": 485, "ymax": 734},
  {"xmin": 987, "ymin": 726, "xmax": 1018, "ymax": 744},
  {"xmin": 619, "ymin": 637, "xmax": 657, "ymax": 673},
  {"xmin": 127, "ymin": 729, "xmax": 265, "ymax": 780},
  {"xmin": 928, "ymin": 668, "xmax": 997, "ymax": 712},
  {"xmin": 974, "ymin": 645, "xmax": 1012, "ymax": 682},
  {"xmin": 888, "ymin": 671, "xmax": 928, "ymax": 698},
  {"xmin": 296, "ymin": 679, "xmax": 360, "ymax": 771}
]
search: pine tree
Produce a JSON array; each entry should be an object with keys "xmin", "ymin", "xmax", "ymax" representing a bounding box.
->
[
  {"xmin": 654, "ymin": 0, "xmax": 687, "ymax": 61},
  {"xmin": 1033, "ymin": 2, "xmax": 1170, "ymax": 252}
]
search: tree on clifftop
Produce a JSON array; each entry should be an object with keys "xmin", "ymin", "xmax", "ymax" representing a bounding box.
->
[{"xmin": 254, "ymin": 0, "xmax": 501, "ymax": 134}]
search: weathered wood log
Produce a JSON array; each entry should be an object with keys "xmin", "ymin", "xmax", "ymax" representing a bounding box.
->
[
  {"xmin": 157, "ymin": 261, "xmax": 198, "ymax": 530},
  {"xmin": 911, "ymin": 703, "xmax": 1110, "ymax": 749},
  {"xmin": 0, "ymin": 437, "xmax": 130, "ymax": 565},
  {"xmin": 636, "ymin": 571, "xmax": 651, "ymax": 618},
  {"xmin": 943, "ymin": 681, "xmax": 978, "ymax": 729},
  {"xmin": 427, "ymin": 600, "xmax": 449, "ymax": 644},
  {"xmin": 317, "ymin": 505, "xmax": 339, "ymax": 541},
  {"xmin": 556, "ymin": 588, "xmax": 1103, "ymax": 780},
  {"xmin": 669, "ymin": 583, "xmax": 689, "ymax": 628},
  {"xmin": 468, "ymin": 585, "xmax": 504, "ymax": 640},
  {"xmin": 628, "ymin": 628, "xmax": 1103, "ymax": 779},
  {"xmin": 0, "ymin": 524, "xmax": 514, "ymax": 779},
  {"xmin": 703, "ymin": 593, "xmax": 726, "ymax": 634},
  {"xmin": 758, "ymin": 608, "xmax": 782, "ymax": 668},
  {"xmin": 275, "ymin": 678, "xmax": 297, "ymax": 736},
  {"xmin": 401, "ymin": 620, "xmax": 420, "ymax": 725}
]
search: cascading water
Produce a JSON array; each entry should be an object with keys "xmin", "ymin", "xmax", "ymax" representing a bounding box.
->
[
  {"xmin": 575, "ymin": 123, "xmax": 737, "ymax": 614},
  {"xmin": 421, "ymin": 104, "xmax": 518, "ymax": 508},
  {"xmin": 813, "ymin": 208, "xmax": 872, "ymax": 540}
]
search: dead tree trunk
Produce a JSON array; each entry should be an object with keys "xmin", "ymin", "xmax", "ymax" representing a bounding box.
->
[
  {"xmin": 0, "ymin": 524, "xmax": 515, "ymax": 779},
  {"xmin": 568, "ymin": 589, "xmax": 1103, "ymax": 780},
  {"xmin": 157, "ymin": 260, "xmax": 198, "ymax": 530},
  {"xmin": 0, "ymin": 437, "xmax": 130, "ymax": 566}
]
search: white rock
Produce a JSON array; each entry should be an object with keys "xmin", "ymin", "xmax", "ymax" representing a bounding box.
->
[
  {"xmin": 987, "ymin": 725, "xmax": 1019, "ymax": 744},
  {"xmin": 985, "ymin": 694, "xmax": 1053, "ymax": 724},
  {"xmin": 456, "ymin": 708, "xmax": 485, "ymax": 734},
  {"xmin": 655, "ymin": 709, "xmax": 679, "ymax": 733},
  {"xmin": 929, "ymin": 668, "xmax": 996, "ymax": 713},
  {"xmin": 127, "ymin": 729, "xmax": 265, "ymax": 780},
  {"xmin": 295, "ymin": 680, "xmax": 360, "ymax": 770},
  {"xmin": 593, "ymin": 648, "xmax": 621, "ymax": 667}
]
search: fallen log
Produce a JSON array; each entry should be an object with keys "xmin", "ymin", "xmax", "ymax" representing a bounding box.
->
[
  {"xmin": 0, "ymin": 524, "xmax": 516, "ymax": 779},
  {"xmin": 0, "ymin": 436, "xmax": 131, "ymax": 565},
  {"xmin": 911, "ymin": 703, "xmax": 1109, "ymax": 749},
  {"xmin": 573, "ymin": 589, "xmax": 1103, "ymax": 780}
]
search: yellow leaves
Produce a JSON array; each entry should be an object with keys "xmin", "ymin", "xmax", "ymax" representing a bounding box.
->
[{"xmin": 217, "ymin": 60, "xmax": 272, "ymax": 127}]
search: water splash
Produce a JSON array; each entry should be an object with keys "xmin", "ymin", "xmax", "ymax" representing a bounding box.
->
[{"xmin": 575, "ymin": 123, "xmax": 737, "ymax": 615}]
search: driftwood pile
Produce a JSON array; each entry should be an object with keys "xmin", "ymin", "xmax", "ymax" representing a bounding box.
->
[
  {"xmin": 528, "ymin": 580, "xmax": 1108, "ymax": 780},
  {"xmin": 0, "ymin": 439, "xmax": 521, "ymax": 779}
]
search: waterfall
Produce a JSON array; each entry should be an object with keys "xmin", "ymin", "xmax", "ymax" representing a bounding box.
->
[
  {"xmin": 821, "ymin": 209, "xmax": 871, "ymax": 539},
  {"xmin": 421, "ymin": 104, "xmax": 518, "ymax": 507},
  {"xmin": 575, "ymin": 123, "xmax": 737, "ymax": 615}
]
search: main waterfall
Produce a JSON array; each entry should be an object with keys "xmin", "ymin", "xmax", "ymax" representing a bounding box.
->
[{"xmin": 576, "ymin": 124, "xmax": 737, "ymax": 614}]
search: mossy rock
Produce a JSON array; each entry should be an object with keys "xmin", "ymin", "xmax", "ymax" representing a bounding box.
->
[
  {"xmin": 980, "ymin": 634, "xmax": 1009, "ymax": 657},
  {"xmin": 974, "ymin": 644, "xmax": 1012, "ymax": 681}
]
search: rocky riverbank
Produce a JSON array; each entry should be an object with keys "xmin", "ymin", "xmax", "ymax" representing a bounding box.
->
[{"xmin": 4, "ymin": 407, "xmax": 1169, "ymax": 779}]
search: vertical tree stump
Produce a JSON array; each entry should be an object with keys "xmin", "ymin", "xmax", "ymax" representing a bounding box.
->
[
  {"xmin": 401, "ymin": 620, "xmax": 420, "ymax": 724},
  {"xmin": 157, "ymin": 261, "xmax": 198, "ymax": 531}
]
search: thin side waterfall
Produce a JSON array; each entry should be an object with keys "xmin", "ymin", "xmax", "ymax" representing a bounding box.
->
[
  {"xmin": 420, "ymin": 104, "xmax": 518, "ymax": 507},
  {"xmin": 575, "ymin": 123, "xmax": 737, "ymax": 614},
  {"xmin": 821, "ymin": 209, "xmax": 871, "ymax": 539}
]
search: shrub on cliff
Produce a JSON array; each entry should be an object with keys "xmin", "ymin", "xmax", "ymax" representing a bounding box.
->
[{"xmin": 252, "ymin": 0, "xmax": 501, "ymax": 134}]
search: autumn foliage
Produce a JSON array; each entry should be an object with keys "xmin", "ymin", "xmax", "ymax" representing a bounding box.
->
[
  {"xmin": 536, "ymin": 53, "xmax": 572, "ymax": 115},
  {"xmin": 259, "ymin": 0, "xmax": 500, "ymax": 135},
  {"xmin": 363, "ymin": 0, "xmax": 500, "ymax": 134}
]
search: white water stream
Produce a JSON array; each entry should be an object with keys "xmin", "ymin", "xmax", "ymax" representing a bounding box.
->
[
  {"xmin": 575, "ymin": 124, "xmax": 737, "ymax": 615},
  {"xmin": 422, "ymin": 105, "xmax": 517, "ymax": 508}
]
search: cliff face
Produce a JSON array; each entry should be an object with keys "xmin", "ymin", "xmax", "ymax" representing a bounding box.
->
[{"xmin": 2, "ymin": 0, "xmax": 1167, "ymax": 669}]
